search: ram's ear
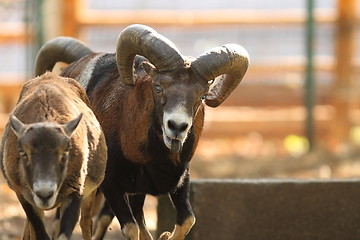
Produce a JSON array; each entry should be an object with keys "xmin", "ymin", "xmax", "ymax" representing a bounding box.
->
[
  {"xmin": 141, "ymin": 61, "xmax": 157, "ymax": 78},
  {"xmin": 63, "ymin": 113, "xmax": 83, "ymax": 137},
  {"xmin": 9, "ymin": 115, "xmax": 26, "ymax": 138}
]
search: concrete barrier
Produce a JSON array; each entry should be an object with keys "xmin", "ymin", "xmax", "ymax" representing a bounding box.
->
[{"xmin": 157, "ymin": 179, "xmax": 360, "ymax": 240}]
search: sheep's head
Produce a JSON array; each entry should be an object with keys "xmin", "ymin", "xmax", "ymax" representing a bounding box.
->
[
  {"xmin": 117, "ymin": 24, "xmax": 249, "ymax": 153},
  {"xmin": 9, "ymin": 114, "xmax": 82, "ymax": 209}
]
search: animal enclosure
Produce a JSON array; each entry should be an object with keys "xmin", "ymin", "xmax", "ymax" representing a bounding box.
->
[{"xmin": 1, "ymin": 0, "xmax": 360, "ymax": 239}]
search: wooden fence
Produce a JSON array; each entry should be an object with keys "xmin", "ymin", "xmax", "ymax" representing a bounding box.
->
[{"xmin": 0, "ymin": 0, "xmax": 359, "ymax": 152}]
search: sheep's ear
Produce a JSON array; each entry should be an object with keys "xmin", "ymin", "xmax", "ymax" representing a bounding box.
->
[
  {"xmin": 63, "ymin": 113, "xmax": 83, "ymax": 137},
  {"xmin": 141, "ymin": 61, "xmax": 157, "ymax": 78},
  {"xmin": 9, "ymin": 115, "xmax": 25, "ymax": 138}
]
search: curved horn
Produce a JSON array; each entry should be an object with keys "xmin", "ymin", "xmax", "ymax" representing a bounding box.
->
[
  {"xmin": 35, "ymin": 37, "xmax": 93, "ymax": 77},
  {"xmin": 116, "ymin": 24, "xmax": 184, "ymax": 85},
  {"xmin": 192, "ymin": 44, "xmax": 249, "ymax": 108}
]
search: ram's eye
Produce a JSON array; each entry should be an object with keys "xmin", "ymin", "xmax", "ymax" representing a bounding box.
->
[
  {"xmin": 155, "ymin": 85, "xmax": 163, "ymax": 93},
  {"xmin": 201, "ymin": 94, "xmax": 208, "ymax": 100}
]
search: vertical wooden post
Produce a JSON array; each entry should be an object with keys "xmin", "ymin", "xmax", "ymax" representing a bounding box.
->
[
  {"xmin": 330, "ymin": 0, "xmax": 357, "ymax": 149},
  {"xmin": 43, "ymin": 0, "xmax": 62, "ymax": 41},
  {"xmin": 62, "ymin": 0, "xmax": 79, "ymax": 37}
]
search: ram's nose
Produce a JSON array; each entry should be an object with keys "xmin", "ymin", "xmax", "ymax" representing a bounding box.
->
[{"xmin": 167, "ymin": 120, "xmax": 189, "ymax": 137}]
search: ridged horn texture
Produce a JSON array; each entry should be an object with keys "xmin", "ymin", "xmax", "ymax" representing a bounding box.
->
[
  {"xmin": 35, "ymin": 37, "xmax": 93, "ymax": 77},
  {"xmin": 192, "ymin": 44, "xmax": 250, "ymax": 108},
  {"xmin": 116, "ymin": 24, "xmax": 184, "ymax": 85}
]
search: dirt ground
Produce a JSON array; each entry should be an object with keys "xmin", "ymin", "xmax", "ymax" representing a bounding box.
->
[{"xmin": 1, "ymin": 135, "xmax": 360, "ymax": 240}]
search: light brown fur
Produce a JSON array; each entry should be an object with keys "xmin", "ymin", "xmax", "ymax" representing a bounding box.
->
[{"xmin": 0, "ymin": 72, "xmax": 107, "ymax": 240}]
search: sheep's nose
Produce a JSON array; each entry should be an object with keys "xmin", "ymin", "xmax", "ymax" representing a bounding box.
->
[
  {"xmin": 168, "ymin": 120, "xmax": 188, "ymax": 134},
  {"xmin": 35, "ymin": 189, "xmax": 54, "ymax": 201},
  {"xmin": 33, "ymin": 181, "xmax": 57, "ymax": 201}
]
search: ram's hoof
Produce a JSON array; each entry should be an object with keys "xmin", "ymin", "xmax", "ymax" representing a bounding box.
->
[{"xmin": 158, "ymin": 231, "xmax": 172, "ymax": 240}]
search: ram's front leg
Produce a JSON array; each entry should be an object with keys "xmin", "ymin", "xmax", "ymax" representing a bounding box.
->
[
  {"xmin": 129, "ymin": 194, "xmax": 153, "ymax": 240},
  {"xmin": 57, "ymin": 193, "xmax": 81, "ymax": 240},
  {"xmin": 101, "ymin": 183, "xmax": 139, "ymax": 240},
  {"xmin": 159, "ymin": 172, "xmax": 195, "ymax": 240}
]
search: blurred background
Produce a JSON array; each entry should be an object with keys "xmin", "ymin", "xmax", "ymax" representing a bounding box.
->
[{"xmin": 1, "ymin": 0, "xmax": 360, "ymax": 239}]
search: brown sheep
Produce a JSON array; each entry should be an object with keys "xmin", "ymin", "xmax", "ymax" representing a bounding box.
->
[{"xmin": 0, "ymin": 72, "xmax": 107, "ymax": 240}]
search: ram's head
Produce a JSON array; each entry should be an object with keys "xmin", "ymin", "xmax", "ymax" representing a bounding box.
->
[{"xmin": 116, "ymin": 24, "xmax": 249, "ymax": 153}]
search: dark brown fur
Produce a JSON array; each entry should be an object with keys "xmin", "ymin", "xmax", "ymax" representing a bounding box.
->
[{"xmin": 60, "ymin": 54, "xmax": 206, "ymax": 240}]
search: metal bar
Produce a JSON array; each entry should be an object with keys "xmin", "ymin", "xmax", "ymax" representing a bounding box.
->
[
  {"xmin": 24, "ymin": 0, "xmax": 34, "ymax": 79},
  {"xmin": 305, "ymin": 0, "xmax": 315, "ymax": 150},
  {"xmin": 35, "ymin": 0, "xmax": 44, "ymax": 50}
]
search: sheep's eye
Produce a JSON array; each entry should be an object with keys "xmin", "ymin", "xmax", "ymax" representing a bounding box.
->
[
  {"xmin": 63, "ymin": 147, "xmax": 71, "ymax": 157},
  {"xmin": 19, "ymin": 150, "xmax": 30, "ymax": 164},
  {"xmin": 65, "ymin": 143, "xmax": 71, "ymax": 152},
  {"xmin": 61, "ymin": 151, "xmax": 69, "ymax": 162},
  {"xmin": 201, "ymin": 94, "xmax": 208, "ymax": 100},
  {"xmin": 155, "ymin": 85, "xmax": 163, "ymax": 93},
  {"xmin": 19, "ymin": 150, "xmax": 27, "ymax": 158}
]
